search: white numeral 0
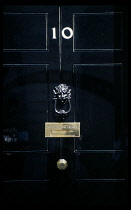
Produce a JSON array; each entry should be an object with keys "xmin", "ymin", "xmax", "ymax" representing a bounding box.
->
[
  {"xmin": 52, "ymin": 27, "xmax": 73, "ymax": 39},
  {"xmin": 62, "ymin": 27, "xmax": 73, "ymax": 39}
]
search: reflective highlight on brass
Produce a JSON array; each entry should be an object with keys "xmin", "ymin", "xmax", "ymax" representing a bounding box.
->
[
  {"xmin": 45, "ymin": 122, "xmax": 80, "ymax": 137},
  {"xmin": 57, "ymin": 159, "xmax": 68, "ymax": 170}
]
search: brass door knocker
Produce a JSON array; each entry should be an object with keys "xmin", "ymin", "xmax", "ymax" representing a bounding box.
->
[{"xmin": 53, "ymin": 84, "xmax": 71, "ymax": 115}]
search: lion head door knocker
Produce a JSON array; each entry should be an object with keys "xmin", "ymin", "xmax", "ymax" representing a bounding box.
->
[{"xmin": 53, "ymin": 84, "xmax": 71, "ymax": 115}]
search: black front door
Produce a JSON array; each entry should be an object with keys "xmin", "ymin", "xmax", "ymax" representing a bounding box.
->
[{"xmin": 2, "ymin": 5, "xmax": 128, "ymax": 207}]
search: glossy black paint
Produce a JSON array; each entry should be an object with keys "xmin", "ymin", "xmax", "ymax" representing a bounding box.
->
[{"xmin": 2, "ymin": 5, "xmax": 128, "ymax": 207}]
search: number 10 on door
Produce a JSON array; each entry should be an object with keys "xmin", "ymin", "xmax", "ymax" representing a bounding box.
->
[{"xmin": 52, "ymin": 27, "xmax": 73, "ymax": 39}]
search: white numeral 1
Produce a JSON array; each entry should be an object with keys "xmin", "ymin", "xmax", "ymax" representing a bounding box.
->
[{"xmin": 52, "ymin": 27, "xmax": 57, "ymax": 39}]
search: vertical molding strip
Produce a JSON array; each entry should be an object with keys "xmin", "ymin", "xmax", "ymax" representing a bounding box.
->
[{"xmin": 59, "ymin": 7, "xmax": 62, "ymax": 82}]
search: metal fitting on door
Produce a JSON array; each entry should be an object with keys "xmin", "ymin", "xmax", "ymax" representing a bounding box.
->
[
  {"xmin": 57, "ymin": 159, "xmax": 68, "ymax": 170},
  {"xmin": 53, "ymin": 84, "xmax": 71, "ymax": 115}
]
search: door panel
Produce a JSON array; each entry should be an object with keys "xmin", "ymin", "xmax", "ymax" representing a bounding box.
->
[
  {"xmin": 2, "ymin": 153, "xmax": 48, "ymax": 180},
  {"xmin": 3, "ymin": 65, "xmax": 48, "ymax": 151},
  {"xmin": 74, "ymin": 153, "xmax": 125, "ymax": 179},
  {"xmin": 74, "ymin": 64, "xmax": 123, "ymax": 150},
  {"xmin": 73, "ymin": 13, "xmax": 122, "ymax": 51},
  {"xmin": 3, "ymin": 13, "xmax": 48, "ymax": 50},
  {"xmin": 2, "ymin": 5, "xmax": 128, "ymax": 207}
]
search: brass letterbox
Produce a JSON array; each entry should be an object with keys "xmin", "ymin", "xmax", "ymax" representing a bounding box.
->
[{"xmin": 45, "ymin": 122, "xmax": 80, "ymax": 137}]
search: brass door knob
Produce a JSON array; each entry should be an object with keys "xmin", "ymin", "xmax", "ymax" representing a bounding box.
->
[{"xmin": 57, "ymin": 159, "xmax": 68, "ymax": 170}]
